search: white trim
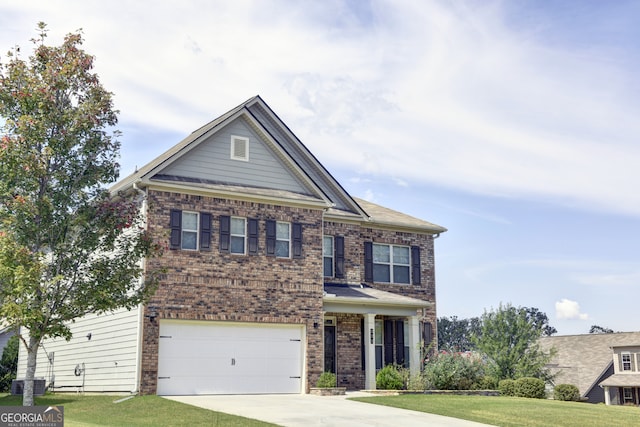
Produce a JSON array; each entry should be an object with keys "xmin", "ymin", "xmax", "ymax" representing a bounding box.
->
[
  {"xmin": 181, "ymin": 211, "xmax": 199, "ymax": 250},
  {"xmin": 230, "ymin": 216, "xmax": 247, "ymax": 255}
]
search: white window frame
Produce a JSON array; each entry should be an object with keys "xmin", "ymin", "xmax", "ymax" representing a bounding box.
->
[
  {"xmin": 623, "ymin": 387, "xmax": 634, "ymax": 404},
  {"xmin": 373, "ymin": 243, "xmax": 411, "ymax": 284},
  {"xmin": 275, "ymin": 221, "xmax": 291, "ymax": 258},
  {"xmin": 230, "ymin": 135, "xmax": 249, "ymax": 161},
  {"xmin": 323, "ymin": 236, "xmax": 334, "ymax": 277},
  {"xmin": 622, "ymin": 353, "xmax": 633, "ymax": 371},
  {"xmin": 230, "ymin": 217, "xmax": 246, "ymax": 255},
  {"xmin": 181, "ymin": 211, "xmax": 199, "ymax": 250}
]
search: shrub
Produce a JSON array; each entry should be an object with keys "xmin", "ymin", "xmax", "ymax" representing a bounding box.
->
[
  {"xmin": 554, "ymin": 384, "xmax": 580, "ymax": 401},
  {"xmin": 316, "ymin": 372, "xmax": 337, "ymax": 388},
  {"xmin": 0, "ymin": 335, "xmax": 18, "ymax": 392},
  {"xmin": 376, "ymin": 365, "xmax": 404, "ymax": 390},
  {"xmin": 498, "ymin": 379, "xmax": 516, "ymax": 396},
  {"xmin": 514, "ymin": 377, "xmax": 546, "ymax": 399},
  {"xmin": 423, "ymin": 351, "xmax": 486, "ymax": 390},
  {"xmin": 478, "ymin": 375, "xmax": 499, "ymax": 390}
]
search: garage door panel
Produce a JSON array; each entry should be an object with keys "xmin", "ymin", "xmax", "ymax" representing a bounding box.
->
[{"xmin": 157, "ymin": 321, "xmax": 303, "ymax": 395}]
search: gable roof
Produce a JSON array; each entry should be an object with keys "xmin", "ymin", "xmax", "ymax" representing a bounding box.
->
[
  {"xmin": 539, "ymin": 332, "xmax": 640, "ymax": 397},
  {"xmin": 110, "ymin": 95, "xmax": 446, "ymax": 234},
  {"xmin": 111, "ymin": 96, "xmax": 365, "ymax": 214}
]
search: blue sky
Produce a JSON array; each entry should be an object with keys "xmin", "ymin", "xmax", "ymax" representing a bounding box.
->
[{"xmin": 2, "ymin": 0, "xmax": 639, "ymax": 335}]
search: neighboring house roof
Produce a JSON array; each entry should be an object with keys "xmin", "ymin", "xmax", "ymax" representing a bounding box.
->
[
  {"xmin": 323, "ymin": 283, "xmax": 431, "ymax": 316},
  {"xmin": 110, "ymin": 95, "xmax": 446, "ymax": 235},
  {"xmin": 539, "ymin": 332, "xmax": 640, "ymax": 397},
  {"xmin": 599, "ymin": 374, "xmax": 640, "ymax": 388}
]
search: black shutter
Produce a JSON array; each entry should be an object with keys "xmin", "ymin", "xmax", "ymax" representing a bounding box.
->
[
  {"xmin": 169, "ymin": 209, "xmax": 181, "ymax": 250},
  {"xmin": 364, "ymin": 242, "xmax": 373, "ymax": 282},
  {"xmin": 335, "ymin": 236, "xmax": 345, "ymax": 279},
  {"xmin": 395, "ymin": 320, "xmax": 405, "ymax": 366},
  {"xmin": 423, "ymin": 322, "xmax": 433, "ymax": 345},
  {"xmin": 384, "ymin": 319, "xmax": 393, "ymax": 367},
  {"xmin": 361, "ymin": 317, "xmax": 365, "ymax": 371},
  {"xmin": 248, "ymin": 218, "xmax": 259, "ymax": 255},
  {"xmin": 292, "ymin": 223, "xmax": 302, "ymax": 259},
  {"xmin": 200, "ymin": 212, "xmax": 212, "ymax": 251},
  {"xmin": 266, "ymin": 220, "xmax": 276, "ymax": 256},
  {"xmin": 219, "ymin": 215, "xmax": 230, "ymax": 253},
  {"xmin": 411, "ymin": 246, "xmax": 421, "ymax": 285}
]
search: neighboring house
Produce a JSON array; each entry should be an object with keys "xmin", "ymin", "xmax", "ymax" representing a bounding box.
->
[
  {"xmin": 539, "ymin": 332, "xmax": 640, "ymax": 404},
  {"xmin": 0, "ymin": 323, "xmax": 15, "ymax": 356},
  {"xmin": 599, "ymin": 344, "xmax": 640, "ymax": 405},
  {"xmin": 17, "ymin": 95, "xmax": 446, "ymax": 395}
]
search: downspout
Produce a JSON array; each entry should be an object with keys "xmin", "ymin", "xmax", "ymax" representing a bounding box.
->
[{"xmin": 132, "ymin": 181, "xmax": 147, "ymax": 394}]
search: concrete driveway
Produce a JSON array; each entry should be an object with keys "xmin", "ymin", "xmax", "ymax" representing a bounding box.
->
[{"xmin": 165, "ymin": 392, "xmax": 495, "ymax": 427}]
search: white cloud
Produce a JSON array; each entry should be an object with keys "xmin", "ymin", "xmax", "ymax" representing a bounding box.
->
[
  {"xmin": 2, "ymin": 1, "xmax": 640, "ymax": 216},
  {"xmin": 555, "ymin": 299, "xmax": 588, "ymax": 320}
]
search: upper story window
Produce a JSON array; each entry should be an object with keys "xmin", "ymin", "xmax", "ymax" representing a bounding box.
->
[
  {"xmin": 622, "ymin": 353, "xmax": 633, "ymax": 371},
  {"xmin": 181, "ymin": 212, "xmax": 199, "ymax": 250},
  {"xmin": 231, "ymin": 135, "xmax": 249, "ymax": 161},
  {"xmin": 364, "ymin": 242, "xmax": 420, "ymax": 285},
  {"xmin": 324, "ymin": 235, "xmax": 345, "ymax": 279},
  {"xmin": 323, "ymin": 236, "xmax": 334, "ymax": 277},
  {"xmin": 230, "ymin": 217, "xmax": 246, "ymax": 254},
  {"xmin": 275, "ymin": 222, "xmax": 290, "ymax": 258},
  {"xmin": 169, "ymin": 209, "xmax": 211, "ymax": 251},
  {"xmin": 266, "ymin": 220, "xmax": 302, "ymax": 259},
  {"xmin": 373, "ymin": 244, "xmax": 410, "ymax": 284},
  {"xmin": 220, "ymin": 216, "xmax": 258, "ymax": 255}
]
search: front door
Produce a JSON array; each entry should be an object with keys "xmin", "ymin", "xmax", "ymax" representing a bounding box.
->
[{"xmin": 324, "ymin": 318, "xmax": 336, "ymax": 373}]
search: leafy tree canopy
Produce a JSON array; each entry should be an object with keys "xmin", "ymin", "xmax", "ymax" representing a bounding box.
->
[
  {"xmin": 0, "ymin": 23, "xmax": 161, "ymax": 406},
  {"xmin": 589, "ymin": 325, "xmax": 615, "ymax": 334},
  {"xmin": 471, "ymin": 303, "xmax": 556, "ymax": 382}
]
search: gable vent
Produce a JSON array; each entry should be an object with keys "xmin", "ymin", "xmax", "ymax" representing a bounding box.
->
[{"xmin": 231, "ymin": 136, "xmax": 249, "ymax": 161}]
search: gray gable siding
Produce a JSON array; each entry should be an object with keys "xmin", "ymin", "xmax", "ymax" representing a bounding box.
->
[
  {"xmin": 247, "ymin": 103, "xmax": 353, "ymax": 212},
  {"xmin": 159, "ymin": 117, "xmax": 311, "ymax": 194}
]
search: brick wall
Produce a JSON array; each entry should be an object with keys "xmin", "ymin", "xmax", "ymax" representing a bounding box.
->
[
  {"xmin": 141, "ymin": 189, "xmax": 325, "ymax": 394},
  {"xmin": 140, "ymin": 190, "xmax": 439, "ymax": 394},
  {"xmin": 323, "ymin": 221, "xmax": 438, "ymax": 342}
]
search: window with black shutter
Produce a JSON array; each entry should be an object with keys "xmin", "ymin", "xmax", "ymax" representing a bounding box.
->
[
  {"xmin": 248, "ymin": 218, "xmax": 259, "ymax": 255},
  {"xmin": 169, "ymin": 209, "xmax": 181, "ymax": 250},
  {"xmin": 200, "ymin": 213, "xmax": 212, "ymax": 251},
  {"xmin": 265, "ymin": 220, "xmax": 276, "ymax": 256},
  {"xmin": 219, "ymin": 215, "xmax": 230, "ymax": 253},
  {"xmin": 411, "ymin": 246, "xmax": 421, "ymax": 285},
  {"xmin": 335, "ymin": 236, "xmax": 345, "ymax": 279},
  {"xmin": 292, "ymin": 222, "xmax": 302, "ymax": 259}
]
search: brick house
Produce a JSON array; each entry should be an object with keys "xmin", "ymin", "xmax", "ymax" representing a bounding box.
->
[{"xmin": 17, "ymin": 96, "xmax": 445, "ymax": 395}]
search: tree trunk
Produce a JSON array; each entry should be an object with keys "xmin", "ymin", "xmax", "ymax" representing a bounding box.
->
[{"xmin": 22, "ymin": 335, "xmax": 40, "ymax": 406}]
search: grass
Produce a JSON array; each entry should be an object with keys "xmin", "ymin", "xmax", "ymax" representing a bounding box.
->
[
  {"xmin": 351, "ymin": 394, "xmax": 640, "ymax": 427},
  {"xmin": 0, "ymin": 393, "xmax": 277, "ymax": 427}
]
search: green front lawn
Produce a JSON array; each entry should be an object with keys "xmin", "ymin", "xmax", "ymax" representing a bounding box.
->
[
  {"xmin": 352, "ymin": 394, "xmax": 640, "ymax": 427},
  {"xmin": 0, "ymin": 393, "xmax": 277, "ymax": 427}
]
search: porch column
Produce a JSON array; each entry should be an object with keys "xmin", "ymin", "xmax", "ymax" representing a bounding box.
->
[
  {"xmin": 364, "ymin": 313, "xmax": 376, "ymax": 390},
  {"xmin": 408, "ymin": 315, "xmax": 420, "ymax": 376},
  {"xmin": 604, "ymin": 386, "xmax": 611, "ymax": 405}
]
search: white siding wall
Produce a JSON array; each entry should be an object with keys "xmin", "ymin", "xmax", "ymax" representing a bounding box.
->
[
  {"xmin": 17, "ymin": 306, "xmax": 141, "ymax": 393},
  {"xmin": 162, "ymin": 118, "xmax": 310, "ymax": 194}
]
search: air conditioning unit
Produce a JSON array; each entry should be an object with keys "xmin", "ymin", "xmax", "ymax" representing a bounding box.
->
[{"xmin": 11, "ymin": 379, "xmax": 46, "ymax": 396}]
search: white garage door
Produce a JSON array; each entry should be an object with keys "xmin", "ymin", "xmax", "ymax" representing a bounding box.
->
[{"xmin": 157, "ymin": 320, "xmax": 304, "ymax": 395}]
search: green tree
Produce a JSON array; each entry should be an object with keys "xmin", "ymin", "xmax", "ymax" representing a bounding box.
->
[
  {"xmin": 589, "ymin": 325, "xmax": 615, "ymax": 334},
  {"xmin": 437, "ymin": 315, "xmax": 481, "ymax": 352},
  {"xmin": 0, "ymin": 334, "xmax": 19, "ymax": 392},
  {"xmin": 0, "ymin": 23, "xmax": 161, "ymax": 406},
  {"xmin": 472, "ymin": 303, "xmax": 555, "ymax": 382}
]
